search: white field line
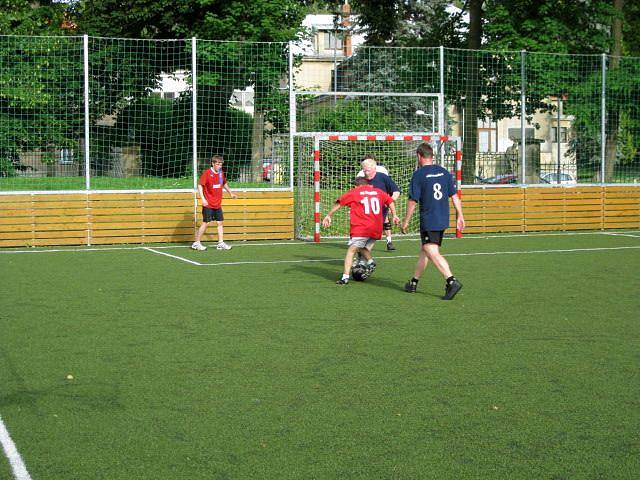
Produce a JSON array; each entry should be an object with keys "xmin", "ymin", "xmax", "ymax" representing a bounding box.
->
[
  {"xmin": 197, "ymin": 245, "xmax": 640, "ymax": 267},
  {"xmin": 0, "ymin": 415, "xmax": 32, "ymax": 480},
  {"xmin": 142, "ymin": 247, "xmax": 203, "ymax": 266},
  {"xmin": 602, "ymin": 232, "xmax": 640, "ymax": 238},
  {"xmin": 0, "ymin": 229, "xmax": 638, "ymax": 255}
]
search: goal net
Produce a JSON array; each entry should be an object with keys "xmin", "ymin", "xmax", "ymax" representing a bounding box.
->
[{"xmin": 294, "ymin": 134, "xmax": 462, "ymax": 241}]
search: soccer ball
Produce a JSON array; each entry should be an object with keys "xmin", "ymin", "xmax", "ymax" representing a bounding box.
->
[{"xmin": 351, "ymin": 264, "xmax": 370, "ymax": 282}]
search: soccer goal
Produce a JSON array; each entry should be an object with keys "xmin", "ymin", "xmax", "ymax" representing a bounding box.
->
[{"xmin": 294, "ymin": 133, "xmax": 462, "ymax": 241}]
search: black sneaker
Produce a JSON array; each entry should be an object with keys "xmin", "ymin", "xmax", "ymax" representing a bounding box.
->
[
  {"xmin": 404, "ymin": 281, "xmax": 417, "ymax": 293},
  {"xmin": 386, "ymin": 241, "xmax": 396, "ymax": 251},
  {"xmin": 336, "ymin": 278, "xmax": 349, "ymax": 285},
  {"xmin": 443, "ymin": 279, "xmax": 462, "ymax": 300}
]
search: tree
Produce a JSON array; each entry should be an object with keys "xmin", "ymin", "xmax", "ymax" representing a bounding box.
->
[
  {"xmin": 0, "ymin": 1, "xmax": 81, "ymax": 177},
  {"xmin": 74, "ymin": 0, "xmax": 314, "ymax": 180}
]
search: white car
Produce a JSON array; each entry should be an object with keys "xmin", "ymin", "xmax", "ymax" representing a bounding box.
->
[{"xmin": 540, "ymin": 172, "xmax": 577, "ymax": 185}]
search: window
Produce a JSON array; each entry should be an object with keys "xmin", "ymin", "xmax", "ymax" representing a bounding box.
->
[
  {"xmin": 59, "ymin": 148, "xmax": 74, "ymax": 165},
  {"xmin": 323, "ymin": 31, "xmax": 343, "ymax": 50},
  {"xmin": 551, "ymin": 127, "xmax": 568, "ymax": 143},
  {"xmin": 478, "ymin": 130, "xmax": 491, "ymax": 153}
]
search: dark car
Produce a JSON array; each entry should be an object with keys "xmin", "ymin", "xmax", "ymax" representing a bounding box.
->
[{"xmin": 477, "ymin": 173, "xmax": 518, "ymax": 184}]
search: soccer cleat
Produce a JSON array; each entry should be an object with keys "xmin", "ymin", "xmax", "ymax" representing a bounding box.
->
[
  {"xmin": 366, "ymin": 261, "xmax": 376, "ymax": 274},
  {"xmin": 336, "ymin": 278, "xmax": 349, "ymax": 285},
  {"xmin": 443, "ymin": 279, "xmax": 462, "ymax": 300},
  {"xmin": 404, "ymin": 281, "xmax": 417, "ymax": 293},
  {"xmin": 216, "ymin": 242, "xmax": 232, "ymax": 251},
  {"xmin": 191, "ymin": 242, "xmax": 207, "ymax": 251},
  {"xmin": 386, "ymin": 241, "xmax": 396, "ymax": 251}
]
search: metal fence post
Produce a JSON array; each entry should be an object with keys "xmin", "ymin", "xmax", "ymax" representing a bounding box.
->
[
  {"xmin": 83, "ymin": 34, "xmax": 90, "ymax": 190},
  {"xmin": 192, "ymin": 37, "xmax": 198, "ymax": 191},
  {"xmin": 601, "ymin": 53, "xmax": 606, "ymax": 184},
  {"xmin": 289, "ymin": 41, "xmax": 295, "ymax": 192},
  {"xmin": 439, "ymin": 45, "xmax": 445, "ymax": 136},
  {"xmin": 520, "ymin": 50, "xmax": 526, "ymax": 184}
]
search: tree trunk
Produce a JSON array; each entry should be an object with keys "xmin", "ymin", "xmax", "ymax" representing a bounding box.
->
[
  {"xmin": 604, "ymin": 0, "xmax": 624, "ymax": 182},
  {"xmin": 251, "ymin": 111, "xmax": 265, "ymax": 182},
  {"xmin": 461, "ymin": 0, "xmax": 483, "ymax": 184}
]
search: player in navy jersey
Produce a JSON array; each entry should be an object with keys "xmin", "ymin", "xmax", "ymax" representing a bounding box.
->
[
  {"xmin": 356, "ymin": 155, "xmax": 400, "ymax": 250},
  {"xmin": 401, "ymin": 143, "xmax": 465, "ymax": 300}
]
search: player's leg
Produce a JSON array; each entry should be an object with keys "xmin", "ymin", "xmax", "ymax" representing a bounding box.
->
[
  {"xmin": 423, "ymin": 237, "xmax": 462, "ymax": 300},
  {"xmin": 362, "ymin": 239, "xmax": 377, "ymax": 273},
  {"xmin": 404, "ymin": 230, "xmax": 431, "ymax": 292},
  {"xmin": 214, "ymin": 209, "xmax": 232, "ymax": 250},
  {"xmin": 384, "ymin": 210, "xmax": 395, "ymax": 250},
  {"xmin": 337, "ymin": 243, "xmax": 361, "ymax": 284},
  {"xmin": 192, "ymin": 208, "xmax": 213, "ymax": 250}
]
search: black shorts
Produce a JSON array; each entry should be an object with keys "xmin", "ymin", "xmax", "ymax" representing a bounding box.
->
[
  {"xmin": 202, "ymin": 207, "xmax": 223, "ymax": 222},
  {"xmin": 420, "ymin": 230, "xmax": 444, "ymax": 246}
]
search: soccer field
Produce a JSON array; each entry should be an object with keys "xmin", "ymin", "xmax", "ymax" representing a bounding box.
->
[{"xmin": 1, "ymin": 231, "xmax": 639, "ymax": 479}]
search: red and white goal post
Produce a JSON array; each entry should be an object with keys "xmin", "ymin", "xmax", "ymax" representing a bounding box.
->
[{"xmin": 308, "ymin": 133, "xmax": 462, "ymax": 242}]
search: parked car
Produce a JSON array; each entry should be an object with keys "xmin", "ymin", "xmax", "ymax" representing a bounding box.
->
[
  {"xmin": 477, "ymin": 173, "xmax": 518, "ymax": 184},
  {"xmin": 540, "ymin": 172, "xmax": 577, "ymax": 185}
]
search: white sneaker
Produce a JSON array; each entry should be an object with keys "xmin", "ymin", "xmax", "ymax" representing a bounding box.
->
[
  {"xmin": 216, "ymin": 242, "xmax": 232, "ymax": 251},
  {"xmin": 191, "ymin": 242, "xmax": 207, "ymax": 251}
]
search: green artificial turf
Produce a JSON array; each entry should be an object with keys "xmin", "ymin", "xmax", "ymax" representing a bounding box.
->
[{"xmin": 1, "ymin": 231, "xmax": 639, "ymax": 479}]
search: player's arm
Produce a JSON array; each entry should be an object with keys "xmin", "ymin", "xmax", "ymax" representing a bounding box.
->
[
  {"xmin": 223, "ymin": 182, "xmax": 237, "ymax": 199},
  {"xmin": 452, "ymin": 193, "xmax": 465, "ymax": 232},
  {"xmin": 401, "ymin": 199, "xmax": 418, "ymax": 234},
  {"xmin": 322, "ymin": 201, "xmax": 342, "ymax": 228},
  {"xmin": 388, "ymin": 200, "xmax": 400, "ymax": 225},
  {"xmin": 197, "ymin": 184, "xmax": 208, "ymax": 207}
]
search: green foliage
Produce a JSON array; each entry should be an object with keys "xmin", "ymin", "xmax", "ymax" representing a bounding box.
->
[
  {"xmin": 0, "ymin": 0, "xmax": 68, "ymax": 35},
  {"xmin": 76, "ymin": 0, "xmax": 311, "ymax": 42},
  {"xmin": 299, "ymin": 100, "xmax": 394, "ymax": 133}
]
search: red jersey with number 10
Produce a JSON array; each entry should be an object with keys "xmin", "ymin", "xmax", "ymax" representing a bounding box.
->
[{"xmin": 337, "ymin": 185, "xmax": 393, "ymax": 239}]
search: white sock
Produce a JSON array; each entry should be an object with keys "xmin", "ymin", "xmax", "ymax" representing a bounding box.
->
[
  {"xmin": 386, "ymin": 236, "xmax": 392, "ymax": 243},
  {"xmin": 342, "ymin": 274, "xmax": 349, "ymax": 281}
]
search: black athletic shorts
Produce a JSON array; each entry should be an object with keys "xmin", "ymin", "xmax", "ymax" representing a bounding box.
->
[
  {"xmin": 420, "ymin": 230, "xmax": 444, "ymax": 246},
  {"xmin": 202, "ymin": 207, "xmax": 224, "ymax": 222}
]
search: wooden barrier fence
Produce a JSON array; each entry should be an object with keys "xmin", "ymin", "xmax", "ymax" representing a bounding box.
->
[
  {"xmin": 0, "ymin": 191, "xmax": 294, "ymax": 247},
  {"xmin": 0, "ymin": 186, "xmax": 638, "ymax": 247},
  {"xmin": 451, "ymin": 185, "xmax": 640, "ymax": 234}
]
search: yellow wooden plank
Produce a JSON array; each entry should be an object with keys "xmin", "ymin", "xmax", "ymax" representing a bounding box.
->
[
  {"xmin": 31, "ymin": 208, "xmax": 89, "ymax": 217},
  {"xmin": 88, "ymin": 200, "xmax": 144, "ymax": 208},
  {"xmin": 33, "ymin": 230, "xmax": 88, "ymax": 239},
  {"xmin": 604, "ymin": 221, "xmax": 640, "ymax": 228},
  {"xmin": 33, "ymin": 216, "xmax": 90, "ymax": 225},
  {"xmin": 0, "ymin": 224, "xmax": 34, "ymax": 232},
  {"xmin": 29, "ymin": 194, "xmax": 88, "ymax": 202},
  {"xmin": 223, "ymin": 198, "xmax": 294, "ymax": 206},
  {"xmin": 92, "ymin": 229, "xmax": 146, "ymax": 237},
  {"xmin": 0, "ymin": 237, "xmax": 88, "ymax": 247},
  {"xmin": 0, "ymin": 194, "xmax": 34, "ymax": 203},
  {"xmin": 92, "ymin": 222, "xmax": 145, "ymax": 230}
]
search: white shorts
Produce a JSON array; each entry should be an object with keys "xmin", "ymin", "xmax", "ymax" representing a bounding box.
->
[{"xmin": 348, "ymin": 237, "xmax": 376, "ymax": 250}]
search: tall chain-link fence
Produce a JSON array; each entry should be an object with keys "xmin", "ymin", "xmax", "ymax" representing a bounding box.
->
[{"xmin": 1, "ymin": 36, "xmax": 639, "ymax": 192}]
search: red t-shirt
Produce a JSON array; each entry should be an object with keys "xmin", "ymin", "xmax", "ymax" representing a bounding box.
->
[
  {"xmin": 337, "ymin": 185, "xmax": 393, "ymax": 239},
  {"xmin": 199, "ymin": 168, "xmax": 226, "ymax": 208}
]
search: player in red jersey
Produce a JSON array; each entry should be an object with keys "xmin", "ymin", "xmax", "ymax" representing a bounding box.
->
[
  {"xmin": 192, "ymin": 155, "xmax": 237, "ymax": 251},
  {"xmin": 322, "ymin": 177, "xmax": 399, "ymax": 285}
]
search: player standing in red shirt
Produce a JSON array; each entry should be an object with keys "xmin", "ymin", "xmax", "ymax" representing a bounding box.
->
[
  {"xmin": 192, "ymin": 155, "xmax": 237, "ymax": 251},
  {"xmin": 322, "ymin": 177, "xmax": 399, "ymax": 285}
]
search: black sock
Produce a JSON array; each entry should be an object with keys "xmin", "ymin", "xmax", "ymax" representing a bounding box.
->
[
  {"xmin": 411, "ymin": 277, "xmax": 419, "ymax": 284},
  {"xmin": 446, "ymin": 276, "xmax": 455, "ymax": 285}
]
